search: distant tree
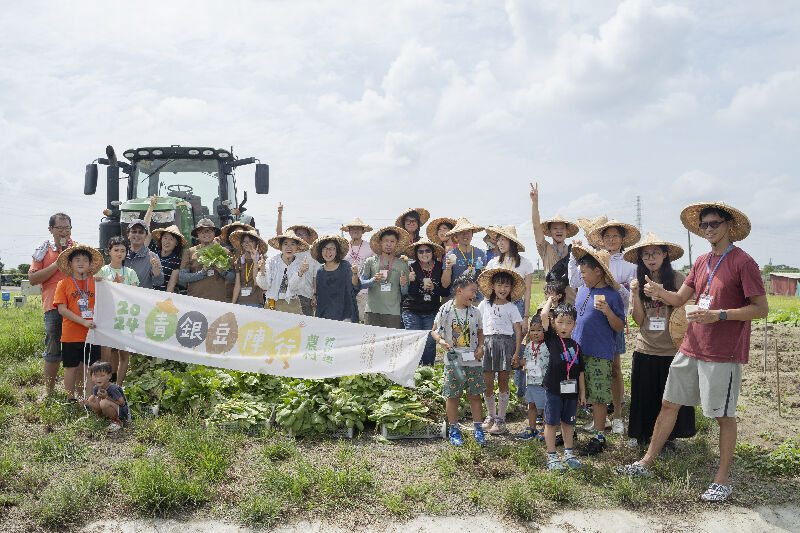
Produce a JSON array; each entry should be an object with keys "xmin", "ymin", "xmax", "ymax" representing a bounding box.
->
[
  {"xmin": 17, "ymin": 263, "xmax": 30, "ymax": 274},
  {"xmin": 0, "ymin": 256, "xmax": 4, "ymax": 274},
  {"xmin": 763, "ymin": 264, "xmax": 775, "ymax": 275}
]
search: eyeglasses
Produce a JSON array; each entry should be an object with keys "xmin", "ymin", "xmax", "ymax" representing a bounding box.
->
[
  {"xmin": 641, "ymin": 251, "xmax": 663, "ymax": 259},
  {"xmin": 52, "ymin": 226, "xmax": 71, "ymax": 231},
  {"xmin": 417, "ymin": 249, "xmax": 432, "ymax": 255},
  {"xmin": 698, "ymin": 221, "xmax": 725, "ymax": 230}
]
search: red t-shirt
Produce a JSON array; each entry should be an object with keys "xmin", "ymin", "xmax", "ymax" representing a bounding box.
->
[{"xmin": 680, "ymin": 246, "xmax": 765, "ymax": 364}]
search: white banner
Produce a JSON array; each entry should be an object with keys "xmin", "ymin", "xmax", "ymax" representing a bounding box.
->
[{"xmin": 87, "ymin": 282, "xmax": 426, "ymax": 387}]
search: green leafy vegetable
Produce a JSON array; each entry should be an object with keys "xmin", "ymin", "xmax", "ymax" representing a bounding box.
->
[{"xmin": 196, "ymin": 244, "xmax": 232, "ymax": 270}]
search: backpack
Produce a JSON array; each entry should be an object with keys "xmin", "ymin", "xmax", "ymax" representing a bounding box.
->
[{"xmin": 545, "ymin": 244, "xmax": 571, "ymax": 285}]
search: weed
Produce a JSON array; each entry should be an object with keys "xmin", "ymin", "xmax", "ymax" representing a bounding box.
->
[
  {"xmin": 527, "ymin": 471, "xmax": 579, "ymax": 504},
  {"xmin": 134, "ymin": 414, "xmax": 177, "ymax": 445},
  {"xmin": 0, "ymin": 380, "xmax": 18, "ymax": 406},
  {"xmin": 310, "ymin": 443, "xmax": 374, "ymax": 504},
  {"xmin": 263, "ymin": 435, "xmax": 297, "ymax": 461},
  {"xmin": 239, "ymin": 492, "xmax": 286, "ymax": 526},
  {"xmin": 735, "ymin": 437, "xmax": 800, "ymax": 477},
  {"xmin": 694, "ymin": 407, "xmax": 713, "ymax": 433},
  {"xmin": 40, "ymin": 400, "xmax": 76, "ymax": 427},
  {"xmin": 381, "ymin": 492, "xmax": 408, "ymax": 515},
  {"xmin": 29, "ymin": 471, "xmax": 110, "ymax": 529},
  {"xmin": 611, "ymin": 476, "xmax": 649, "ymax": 507},
  {"xmin": 119, "ymin": 457, "xmax": 209, "ymax": 515},
  {"xmin": 514, "ymin": 442, "xmax": 546, "ymax": 472},
  {"xmin": 5, "ymin": 358, "xmax": 42, "ymax": 387},
  {"xmin": 437, "ymin": 447, "xmax": 470, "ymax": 476},
  {"xmin": 33, "ymin": 431, "xmax": 88, "ymax": 462},
  {"xmin": 0, "ymin": 447, "xmax": 22, "ymax": 487},
  {"xmin": 0, "ymin": 304, "xmax": 45, "ymax": 361},
  {"xmin": 0, "ymin": 405, "xmax": 18, "ymax": 430},
  {"xmin": 169, "ymin": 424, "xmax": 236, "ymax": 481},
  {"xmin": 502, "ymin": 481, "xmax": 538, "ymax": 521}
]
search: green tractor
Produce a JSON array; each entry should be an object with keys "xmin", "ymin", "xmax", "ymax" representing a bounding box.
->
[{"xmin": 84, "ymin": 145, "xmax": 269, "ymax": 248}]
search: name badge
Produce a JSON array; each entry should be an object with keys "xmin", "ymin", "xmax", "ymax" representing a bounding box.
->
[
  {"xmin": 423, "ymin": 294, "xmax": 432, "ymax": 302},
  {"xmin": 206, "ymin": 270, "xmax": 215, "ymax": 277},
  {"xmin": 459, "ymin": 350, "xmax": 476, "ymax": 362},
  {"xmin": 560, "ymin": 379, "xmax": 577, "ymax": 394},
  {"xmin": 81, "ymin": 310, "xmax": 94, "ymax": 320},
  {"xmin": 241, "ymin": 287, "xmax": 252, "ymax": 297},
  {"xmin": 649, "ymin": 317, "xmax": 666, "ymax": 331},
  {"xmin": 380, "ymin": 283, "xmax": 392, "ymax": 292},
  {"xmin": 698, "ymin": 294, "xmax": 713, "ymax": 310},
  {"xmin": 78, "ymin": 298, "xmax": 88, "ymax": 308}
]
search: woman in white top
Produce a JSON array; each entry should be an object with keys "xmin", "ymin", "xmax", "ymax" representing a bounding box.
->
[{"xmin": 256, "ymin": 230, "xmax": 309, "ymax": 314}]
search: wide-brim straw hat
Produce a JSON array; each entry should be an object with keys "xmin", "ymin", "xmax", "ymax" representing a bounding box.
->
[
  {"xmin": 268, "ymin": 230, "xmax": 310, "ymax": 252},
  {"xmin": 369, "ymin": 226, "xmax": 411, "ymax": 255},
  {"xmin": 191, "ymin": 218, "xmax": 221, "ymax": 237},
  {"xmin": 404, "ymin": 238, "xmax": 445, "ymax": 261},
  {"xmin": 623, "ymin": 232, "xmax": 684, "ymax": 264},
  {"xmin": 589, "ymin": 219, "xmax": 641, "ymax": 249},
  {"xmin": 486, "ymin": 225, "xmax": 526, "ymax": 253},
  {"xmin": 477, "ymin": 267, "xmax": 526, "ymax": 302},
  {"xmin": 426, "ymin": 217, "xmax": 457, "ymax": 243},
  {"xmin": 229, "ymin": 229, "xmax": 268, "ymax": 255},
  {"xmin": 577, "ymin": 216, "xmax": 608, "ymax": 248},
  {"xmin": 541, "ymin": 215, "xmax": 579, "ymax": 238},
  {"xmin": 669, "ymin": 305, "xmax": 689, "ymax": 350},
  {"xmin": 445, "ymin": 217, "xmax": 485, "ymax": 238},
  {"xmin": 571, "ymin": 245, "xmax": 621, "ymax": 290},
  {"xmin": 395, "ymin": 208, "xmax": 431, "ymax": 228},
  {"xmin": 340, "ymin": 217, "xmax": 373, "ymax": 233},
  {"xmin": 56, "ymin": 245, "xmax": 104, "ymax": 277},
  {"xmin": 310, "ymin": 235, "xmax": 350, "ymax": 263},
  {"xmin": 680, "ymin": 202, "xmax": 751, "ymax": 242},
  {"xmin": 286, "ymin": 224, "xmax": 319, "ymax": 243},
  {"xmin": 151, "ymin": 225, "xmax": 188, "ymax": 248},
  {"xmin": 221, "ymin": 222, "xmax": 254, "ymax": 244}
]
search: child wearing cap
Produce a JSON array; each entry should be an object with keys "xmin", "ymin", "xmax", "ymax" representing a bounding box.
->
[
  {"xmin": 442, "ymin": 218, "xmax": 487, "ymax": 303},
  {"xmin": 357, "ymin": 227, "xmax": 411, "ymax": 329},
  {"xmin": 53, "ymin": 246, "xmax": 104, "ymax": 401}
]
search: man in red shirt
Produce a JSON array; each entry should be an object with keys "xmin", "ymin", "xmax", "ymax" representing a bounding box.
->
[
  {"xmin": 617, "ymin": 202, "xmax": 768, "ymax": 503},
  {"xmin": 28, "ymin": 213, "xmax": 75, "ymax": 397}
]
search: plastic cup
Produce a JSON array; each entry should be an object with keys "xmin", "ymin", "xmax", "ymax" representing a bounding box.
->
[
  {"xmin": 423, "ymin": 278, "xmax": 433, "ymax": 290},
  {"xmin": 379, "ymin": 269, "xmax": 389, "ymax": 278},
  {"xmin": 594, "ymin": 294, "xmax": 605, "ymax": 305},
  {"xmin": 685, "ymin": 304, "xmax": 699, "ymax": 320}
]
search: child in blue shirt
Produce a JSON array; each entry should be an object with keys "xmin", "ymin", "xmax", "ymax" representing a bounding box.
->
[{"xmin": 81, "ymin": 361, "xmax": 130, "ymax": 431}]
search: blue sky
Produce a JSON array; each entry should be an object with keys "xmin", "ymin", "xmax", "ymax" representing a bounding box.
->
[{"xmin": 1, "ymin": 0, "xmax": 798, "ymax": 269}]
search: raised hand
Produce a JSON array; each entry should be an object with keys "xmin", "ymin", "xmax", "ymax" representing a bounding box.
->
[
  {"xmin": 351, "ymin": 263, "xmax": 359, "ymax": 275},
  {"xmin": 299, "ymin": 256, "xmax": 309, "ymax": 275},
  {"xmin": 149, "ymin": 195, "xmax": 159, "ymax": 208},
  {"xmin": 529, "ymin": 182, "xmax": 539, "ymax": 203},
  {"xmin": 408, "ymin": 269, "xmax": 416, "ymax": 282},
  {"xmin": 399, "ymin": 272, "xmax": 408, "ymax": 287},
  {"xmin": 629, "ymin": 277, "xmax": 639, "ymax": 293},
  {"xmin": 277, "ymin": 202, "xmax": 283, "ymax": 214},
  {"xmin": 643, "ymin": 275, "xmax": 663, "ymax": 299}
]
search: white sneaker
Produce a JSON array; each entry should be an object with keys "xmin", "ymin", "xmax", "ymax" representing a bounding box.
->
[
  {"xmin": 612, "ymin": 419, "xmax": 625, "ymax": 435},
  {"xmin": 107, "ymin": 420, "xmax": 123, "ymax": 432},
  {"xmin": 582, "ymin": 420, "xmax": 595, "ymax": 432}
]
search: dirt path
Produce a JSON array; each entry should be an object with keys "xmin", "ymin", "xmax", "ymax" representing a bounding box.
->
[{"xmin": 81, "ymin": 506, "xmax": 800, "ymax": 532}]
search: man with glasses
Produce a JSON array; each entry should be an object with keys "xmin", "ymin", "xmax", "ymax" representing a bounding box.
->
[
  {"xmin": 617, "ymin": 202, "xmax": 767, "ymax": 503},
  {"xmin": 28, "ymin": 213, "xmax": 75, "ymax": 397},
  {"xmin": 123, "ymin": 220, "xmax": 164, "ymax": 289}
]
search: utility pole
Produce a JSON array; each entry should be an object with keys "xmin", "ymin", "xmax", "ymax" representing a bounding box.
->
[
  {"xmin": 687, "ymin": 229, "xmax": 693, "ymax": 266},
  {"xmin": 636, "ymin": 195, "xmax": 642, "ymax": 232}
]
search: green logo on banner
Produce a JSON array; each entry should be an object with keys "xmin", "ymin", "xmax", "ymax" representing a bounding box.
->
[{"xmin": 145, "ymin": 298, "xmax": 179, "ymax": 341}]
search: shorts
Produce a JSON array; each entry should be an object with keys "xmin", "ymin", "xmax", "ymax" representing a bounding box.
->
[
  {"xmin": 584, "ymin": 355, "xmax": 613, "ymax": 404},
  {"xmin": 615, "ymin": 330, "xmax": 626, "ymax": 355},
  {"xmin": 364, "ymin": 312, "xmax": 404, "ymax": 329},
  {"xmin": 525, "ymin": 383, "xmax": 547, "ymax": 408},
  {"xmin": 443, "ymin": 365, "xmax": 485, "ymax": 398},
  {"xmin": 482, "ymin": 335, "xmax": 515, "ymax": 372},
  {"xmin": 355, "ymin": 292, "xmax": 368, "ymax": 322},
  {"xmin": 544, "ymin": 391, "xmax": 577, "ymax": 426},
  {"xmin": 43, "ymin": 309, "xmax": 62, "ymax": 362},
  {"xmin": 118, "ymin": 404, "xmax": 131, "ymax": 423},
  {"xmin": 663, "ymin": 351, "xmax": 742, "ymax": 419},
  {"xmin": 61, "ymin": 342, "xmax": 101, "ymax": 368}
]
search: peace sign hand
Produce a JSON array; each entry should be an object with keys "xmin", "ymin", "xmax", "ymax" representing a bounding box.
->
[{"xmin": 529, "ymin": 182, "xmax": 539, "ymax": 203}]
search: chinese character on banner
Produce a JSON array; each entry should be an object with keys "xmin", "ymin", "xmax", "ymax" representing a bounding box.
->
[
  {"xmin": 322, "ymin": 336, "xmax": 335, "ymax": 364},
  {"xmin": 176, "ymin": 311, "xmax": 208, "ymax": 348},
  {"xmin": 238, "ymin": 322, "xmax": 274, "ymax": 356},
  {"xmin": 268, "ymin": 323, "xmax": 303, "ymax": 369},
  {"xmin": 360, "ymin": 332, "xmax": 375, "ymax": 369},
  {"xmin": 304, "ymin": 334, "xmax": 319, "ymax": 361},
  {"xmin": 153, "ymin": 312, "xmax": 169, "ymax": 338},
  {"xmin": 206, "ymin": 312, "xmax": 239, "ymax": 354}
]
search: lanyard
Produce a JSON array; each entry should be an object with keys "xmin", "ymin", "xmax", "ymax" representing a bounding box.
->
[
  {"xmin": 457, "ymin": 246, "xmax": 473, "ymax": 266},
  {"xmin": 554, "ymin": 242, "xmax": 567, "ymax": 259},
  {"xmin": 529, "ymin": 341, "xmax": 543, "ymax": 362},
  {"xmin": 244, "ymin": 260, "xmax": 253, "ymax": 284},
  {"xmin": 704, "ymin": 244, "xmax": 733, "ymax": 295},
  {"xmin": 454, "ymin": 305, "xmax": 469, "ymax": 331},
  {"xmin": 578, "ymin": 287, "xmax": 593, "ymax": 316},
  {"xmin": 380, "ymin": 255, "xmax": 395, "ymax": 274},
  {"xmin": 559, "ymin": 337, "xmax": 579, "ymax": 376},
  {"xmin": 72, "ymin": 276, "xmax": 88, "ymax": 301},
  {"xmin": 502, "ymin": 257, "xmax": 515, "ymax": 269},
  {"xmin": 420, "ymin": 263, "xmax": 433, "ymax": 279},
  {"xmin": 349, "ymin": 241, "xmax": 364, "ymax": 263}
]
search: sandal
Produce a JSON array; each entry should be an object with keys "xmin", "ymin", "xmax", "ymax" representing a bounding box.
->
[{"xmin": 700, "ymin": 483, "xmax": 733, "ymax": 502}]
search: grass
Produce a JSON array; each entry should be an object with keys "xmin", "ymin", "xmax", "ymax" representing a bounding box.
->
[
  {"xmin": 119, "ymin": 457, "xmax": 210, "ymax": 515},
  {"xmin": 32, "ymin": 431, "xmax": 88, "ymax": 462},
  {"xmin": 168, "ymin": 422, "xmax": 239, "ymax": 481},
  {"xmin": 29, "ymin": 471, "xmax": 110, "ymax": 529},
  {"xmin": 0, "ymin": 299, "xmax": 45, "ymax": 361}
]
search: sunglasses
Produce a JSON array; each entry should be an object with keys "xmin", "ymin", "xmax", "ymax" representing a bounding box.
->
[{"xmin": 698, "ymin": 221, "xmax": 725, "ymax": 230}]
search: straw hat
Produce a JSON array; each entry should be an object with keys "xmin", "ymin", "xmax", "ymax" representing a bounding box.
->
[
  {"xmin": 426, "ymin": 217, "xmax": 457, "ymax": 243},
  {"xmin": 56, "ymin": 245, "xmax": 104, "ymax": 277},
  {"xmin": 404, "ymin": 238, "xmax": 445, "ymax": 261},
  {"xmin": 191, "ymin": 218, "xmax": 221, "ymax": 237},
  {"xmin": 229, "ymin": 229, "xmax": 268, "ymax": 255},
  {"xmin": 221, "ymin": 221, "xmax": 254, "ymax": 244},
  {"xmin": 286, "ymin": 224, "xmax": 318, "ymax": 243},
  {"xmin": 680, "ymin": 202, "xmax": 751, "ymax": 242},
  {"xmin": 268, "ymin": 229, "xmax": 310, "ymax": 252},
  {"xmin": 151, "ymin": 225, "xmax": 188, "ymax": 248},
  {"xmin": 445, "ymin": 217, "xmax": 485, "ymax": 238},
  {"xmin": 571, "ymin": 245, "xmax": 620, "ymax": 290},
  {"xmin": 576, "ymin": 216, "xmax": 608, "ymax": 248},
  {"xmin": 589, "ymin": 219, "xmax": 641, "ymax": 249},
  {"xmin": 486, "ymin": 225, "xmax": 526, "ymax": 253},
  {"xmin": 623, "ymin": 232, "xmax": 684, "ymax": 264},
  {"xmin": 395, "ymin": 208, "xmax": 431, "ymax": 228},
  {"xmin": 310, "ymin": 234, "xmax": 350, "ymax": 263},
  {"xmin": 669, "ymin": 305, "xmax": 689, "ymax": 350},
  {"xmin": 369, "ymin": 226, "xmax": 411, "ymax": 255},
  {"xmin": 541, "ymin": 215, "xmax": 579, "ymax": 239},
  {"xmin": 477, "ymin": 267, "xmax": 526, "ymax": 302},
  {"xmin": 340, "ymin": 217, "xmax": 373, "ymax": 233}
]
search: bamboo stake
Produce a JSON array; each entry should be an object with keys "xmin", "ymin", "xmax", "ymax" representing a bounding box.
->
[
  {"xmin": 763, "ymin": 317, "xmax": 768, "ymax": 373},
  {"xmin": 775, "ymin": 339, "xmax": 781, "ymax": 417}
]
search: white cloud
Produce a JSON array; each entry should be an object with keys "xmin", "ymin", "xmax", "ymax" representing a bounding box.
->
[
  {"xmin": 358, "ymin": 131, "xmax": 421, "ymax": 168},
  {"xmin": 670, "ymin": 170, "xmax": 724, "ymax": 199},
  {"xmin": 717, "ymin": 69, "xmax": 800, "ymax": 129},
  {"xmin": 626, "ymin": 91, "xmax": 698, "ymax": 129}
]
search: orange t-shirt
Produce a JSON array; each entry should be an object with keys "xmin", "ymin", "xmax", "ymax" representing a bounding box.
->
[
  {"xmin": 29, "ymin": 246, "xmax": 70, "ymax": 311},
  {"xmin": 53, "ymin": 277, "xmax": 96, "ymax": 343}
]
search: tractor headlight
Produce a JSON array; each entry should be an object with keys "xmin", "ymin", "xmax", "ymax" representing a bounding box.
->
[
  {"xmin": 151, "ymin": 211, "xmax": 174, "ymax": 223},
  {"xmin": 120, "ymin": 211, "xmax": 139, "ymax": 223}
]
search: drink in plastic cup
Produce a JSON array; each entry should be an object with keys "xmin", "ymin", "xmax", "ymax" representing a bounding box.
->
[
  {"xmin": 685, "ymin": 304, "xmax": 699, "ymax": 320},
  {"xmin": 423, "ymin": 278, "xmax": 433, "ymax": 290},
  {"xmin": 379, "ymin": 269, "xmax": 389, "ymax": 279},
  {"xmin": 594, "ymin": 294, "xmax": 605, "ymax": 305}
]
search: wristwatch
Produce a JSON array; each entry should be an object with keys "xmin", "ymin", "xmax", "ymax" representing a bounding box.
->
[{"xmin": 718, "ymin": 310, "xmax": 727, "ymax": 321}]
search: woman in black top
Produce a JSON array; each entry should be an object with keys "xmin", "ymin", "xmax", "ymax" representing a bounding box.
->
[
  {"xmin": 401, "ymin": 238, "xmax": 450, "ymax": 365},
  {"xmin": 149, "ymin": 225, "xmax": 187, "ymax": 293},
  {"xmin": 311, "ymin": 235, "xmax": 354, "ymax": 321}
]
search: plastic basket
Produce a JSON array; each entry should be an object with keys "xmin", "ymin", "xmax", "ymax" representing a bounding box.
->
[
  {"xmin": 380, "ymin": 420, "xmax": 447, "ymax": 440},
  {"xmin": 286, "ymin": 426, "xmax": 354, "ymax": 439}
]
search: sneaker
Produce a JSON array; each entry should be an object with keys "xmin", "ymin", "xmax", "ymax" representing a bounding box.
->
[
  {"xmin": 449, "ymin": 427, "xmax": 464, "ymax": 447},
  {"xmin": 547, "ymin": 457, "xmax": 566, "ymax": 473},
  {"xmin": 473, "ymin": 428, "xmax": 487, "ymax": 446},
  {"xmin": 625, "ymin": 438, "xmax": 640, "ymax": 449},
  {"xmin": 577, "ymin": 437, "xmax": 606, "ymax": 456},
  {"xmin": 536, "ymin": 416, "xmax": 543, "ymax": 427},
  {"xmin": 582, "ymin": 420, "xmax": 594, "ymax": 432},
  {"xmin": 489, "ymin": 419, "xmax": 506, "ymax": 435},
  {"xmin": 700, "ymin": 483, "xmax": 733, "ymax": 502},
  {"xmin": 555, "ymin": 433, "xmax": 564, "ymax": 447},
  {"xmin": 616, "ymin": 461, "xmax": 653, "ymax": 477},
  {"xmin": 612, "ymin": 418, "xmax": 624, "ymax": 435},
  {"xmin": 481, "ymin": 415, "xmax": 495, "ymax": 430},
  {"xmin": 107, "ymin": 420, "xmax": 123, "ymax": 432},
  {"xmin": 563, "ymin": 455, "xmax": 583, "ymax": 469},
  {"xmin": 517, "ymin": 427, "xmax": 537, "ymax": 440}
]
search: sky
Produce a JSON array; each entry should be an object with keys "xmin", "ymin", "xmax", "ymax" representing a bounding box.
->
[{"xmin": 1, "ymin": 0, "xmax": 799, "ymax": 270}]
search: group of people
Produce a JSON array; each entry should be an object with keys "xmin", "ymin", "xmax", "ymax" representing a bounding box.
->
[{"xmin": 28, "ymin": 185, "xmax": 767, "ymax": 502}]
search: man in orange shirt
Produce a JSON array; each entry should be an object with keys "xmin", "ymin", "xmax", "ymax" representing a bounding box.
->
[{"xmin": 28, "ymin": 213, "xmax": 75, "ymax": 397}]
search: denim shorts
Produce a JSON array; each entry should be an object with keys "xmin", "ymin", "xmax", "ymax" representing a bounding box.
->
[
  {"xmin": 615, "ymin": 329, "xmax": 626, "ymax": 355},
  {"xmin": 43, "ymin": 309, "xmax": 62, "ymax": 363},
  {"xmin": 525, "ymin": 383, "xmax": 547, "ymax": 409}
]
